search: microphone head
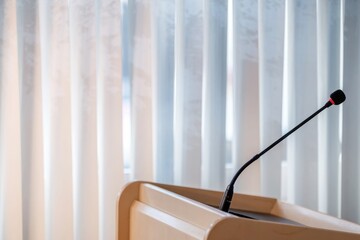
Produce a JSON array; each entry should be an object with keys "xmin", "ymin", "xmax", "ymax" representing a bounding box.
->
[{"xmin": 330, "ymin": 89, "xmax": 346, "ymax": 105}]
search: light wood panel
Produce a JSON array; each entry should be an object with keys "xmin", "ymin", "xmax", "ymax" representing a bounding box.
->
[
  {"xmin": 205, "ymin": 217, "xmax": 360, "ymax": 240},
  {"xmin": 130, "ymin": 201, "xmax": 204, "ymax": 239},
  {"xmin": 117, "ymin": 181, "xmax": 360, "ymax": 240}
]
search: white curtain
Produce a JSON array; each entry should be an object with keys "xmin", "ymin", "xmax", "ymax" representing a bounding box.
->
[
  {"xmin": 1, "ymin": 0, "xmax": 360, "ymax": 239},
  {"xmin": 0, "ymin": 0, "xmax": 123, "ymax": 239}
]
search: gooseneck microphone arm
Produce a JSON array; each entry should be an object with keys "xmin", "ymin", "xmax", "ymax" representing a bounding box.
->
[{"xmin": 219, "ymin": 89, "xmax": 346, "ymax": 212}]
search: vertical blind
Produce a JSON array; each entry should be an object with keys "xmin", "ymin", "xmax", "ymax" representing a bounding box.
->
[{"xmin": 0, "ymin": 0, "xmax": 359, "ymax": 239}]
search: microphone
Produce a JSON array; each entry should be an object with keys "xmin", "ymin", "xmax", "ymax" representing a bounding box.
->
[{"xmin": 219, "ymin": 89, "xmax": 346, "ymax": 212}]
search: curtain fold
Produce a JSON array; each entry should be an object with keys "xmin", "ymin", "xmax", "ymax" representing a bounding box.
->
[
  {"xmin": 69, "ymin": 1, "xmax": 99, "ymax": 239},
  {"xmin": 232, "ymin": 0, "xmax": 260, "ymax": 195},
  {"xmin": 151, "ymin": 0, "xmax": 175, "ymax": 184},
  {"xmin": 96, "ymin": 1, "xmax": 123, "ymax": 239},
  {"xmin": 316, "ymin": 0, "xmax": 342, "ymax": 216},
  {"xmin": 173, "ymin": 0, "xmax": 203, "ymax": 188},
  {"xmin": 19, "ymin": 1, "xmax": 45, "ymax": 239},
  {"xmin": 129, "ymin": 0, "xmax": 154, "ymax": 182},
  {"xmin": 258, "ymin": 0, "xmax": 285, "ymax": 199},
  {"xmin": 342, "ymin": 0, "xmax": 360, "ymax": 223},
  {"xmin": 284, "ymin": 0, "xmax": 319, "ymax": 209},
  {"xmin": 39, "ymin": 1, "xmax": 75, "ymax": 239},
  {"xmin": 0, "ymin": 1, "xmax": 23, "ymax": 239},
  {"xmin": 201, "ymin": 0, "xmax": 227, "ymax": 190}
]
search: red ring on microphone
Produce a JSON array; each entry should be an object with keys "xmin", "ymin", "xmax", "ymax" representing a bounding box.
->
[{"xmin": 329, "ymin": 98, "xmax": 335, "ymax": 105}]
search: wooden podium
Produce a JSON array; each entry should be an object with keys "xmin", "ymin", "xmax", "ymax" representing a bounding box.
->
[{"xmin": 117, "ymin": 181, "xmax": 360, "ymax": 239}]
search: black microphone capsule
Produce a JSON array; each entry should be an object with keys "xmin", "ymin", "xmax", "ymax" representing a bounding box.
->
[{"xmin": 330, "ymin": 89, "xmax": 346, "ymax": 105}]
